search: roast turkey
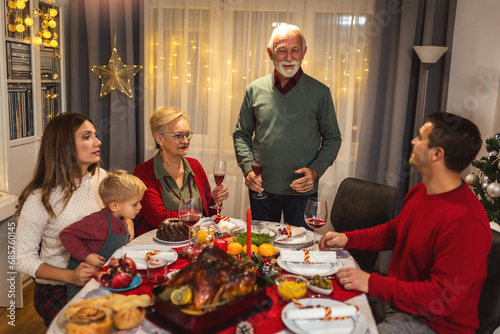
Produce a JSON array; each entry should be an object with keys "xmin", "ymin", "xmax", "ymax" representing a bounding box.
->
[{"xmin": 162, "ymin": 245, "xmax": 257, "ymax": 311}]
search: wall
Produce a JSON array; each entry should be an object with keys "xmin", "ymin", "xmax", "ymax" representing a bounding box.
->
[{"xmin": 447, "ymin": 0, "xmax": 500, "ymax": 160}]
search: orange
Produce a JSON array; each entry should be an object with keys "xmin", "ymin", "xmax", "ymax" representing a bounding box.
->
[
  {"xmin": 227, "ymin": 242, "xmax": 243, "ymax": 255},
  {"xmin": 259, "ymin": 243, "xmax": 275, "ymax": 257},
  {"xmin": 243, "ymin": 244, "xmax": 259, "ymax": 256}
]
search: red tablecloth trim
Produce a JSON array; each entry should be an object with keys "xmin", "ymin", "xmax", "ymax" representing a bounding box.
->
[{"xmin": 98, "ymin": 247, "xmax": 362, "ymax": 333}]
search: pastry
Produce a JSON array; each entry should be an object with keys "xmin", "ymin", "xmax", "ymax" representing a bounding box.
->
[
  {"xmin": 66, "ymin": 307, "xmax": 113, "ymax": 334},
  {"xmin": 112, "ymin": 307, "xmax": 145, "ymax": 330},
  {"xmin": 156, "ymin": 218, "xmax": 189, "ymax": 241}
]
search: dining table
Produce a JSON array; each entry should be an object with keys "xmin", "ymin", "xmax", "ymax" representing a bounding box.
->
[{"xmin": 47, "ymin": 218, "xmax": 379, "ymax": 334}]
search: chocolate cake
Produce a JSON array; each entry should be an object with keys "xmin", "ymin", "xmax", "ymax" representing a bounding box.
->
[{"xmin": 156, "ymin": 218, "xmax": 190, "ymax": 242}]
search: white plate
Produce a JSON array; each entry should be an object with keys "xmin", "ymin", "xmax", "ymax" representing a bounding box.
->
[
  {"xmin": 208, "ymin": 215, "xmax": 246, "ymax": 233},
  {"xmin": 273, "ymin": 229, "xmax": 315, "ymax": 246},
  {"xmin": 113, "ymin": 244, "xmax": 178, "ymax": 270},
  {"xmin": 282, "ymin": 298, "xmax": 356, "ymax": 334},
  {"xmin": 275, "ymin": 233, "xmax": 309, "ymax": 244},
  {"xmin": 278, "ymin": 257, "xmax": 342, "ymax": 277},
  {"xmin": 153, "ymin": 234, "xmax": 194, "ymax": 246}
]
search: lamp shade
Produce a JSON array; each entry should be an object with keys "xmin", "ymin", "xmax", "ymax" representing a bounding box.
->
[{"xmin": 413, "ymin": 46, "xmax": 448, "ymax": 69}]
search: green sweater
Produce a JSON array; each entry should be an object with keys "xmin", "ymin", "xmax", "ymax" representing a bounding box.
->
[{"xmin": 233, "ymin": 72, "xmax": 342, "ymax": 196}]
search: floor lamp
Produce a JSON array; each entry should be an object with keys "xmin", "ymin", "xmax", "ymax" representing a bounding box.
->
[{"xmin": 409, "ymin": 46, "xmax": 449, "ymax": 187}]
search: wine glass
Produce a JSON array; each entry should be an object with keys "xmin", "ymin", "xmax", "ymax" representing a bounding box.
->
[
  {"xmin": 304, "ymin": 198, "xmax": 328, "ymax": 251},
  {"xmin": 252, "ymin": 149, "xmax": 268, "ymax": 199},
  {"xmin": 178, "ymin": 195, "xmax": 202, "ymax": 253},
  {"xmin": 210, "ymin": 160, "xmax": 226, "ymax": 210}
]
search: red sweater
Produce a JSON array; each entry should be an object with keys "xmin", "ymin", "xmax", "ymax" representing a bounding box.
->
[
  {"xmin": 345, "ymin": 182, "xmax": 491, "ymax": 334},
  {"xmin": 59, "ymin": 208, "xmax": 128, "ymax": 261},
  {"xmin": 133, "ymin": 156, "xmax": 216, "ymax": 236}
]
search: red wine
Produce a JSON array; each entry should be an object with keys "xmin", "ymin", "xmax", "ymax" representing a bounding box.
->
[
  {"xmin": 214, "ymin": 173, "xmax": 225, "ymax": 187},
  {"xmin": 180, "ymin": 214, "xmax": 201, "ymax": 227},
  {"xmin": 306, "ymin": 218, "xmax": 326, "ymax": 229},
  {"xmin": 252, "ymin": 164, "xmax": 263, "ymax": 177}
]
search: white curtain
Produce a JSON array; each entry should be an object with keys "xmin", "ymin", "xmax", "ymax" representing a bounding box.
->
[{"xmin": 143, "ymin": 0, "xmax": 375, "ymax": 221}]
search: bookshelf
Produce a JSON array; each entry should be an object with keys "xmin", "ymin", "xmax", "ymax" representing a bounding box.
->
[{"xmin": 0, "ymin": 0, "xmax": 65, "ymax": 196}]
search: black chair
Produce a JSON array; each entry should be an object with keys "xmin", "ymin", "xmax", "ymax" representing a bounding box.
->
[
  {"xmin": 477, "ymin": 229, "xmax": 500, "ymax": 334},
  {"xmin": 331, "ymin": 177, "xmax": 398, "ymax": 273}
]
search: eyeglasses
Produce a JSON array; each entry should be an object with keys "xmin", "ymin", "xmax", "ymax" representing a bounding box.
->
[{"xmin": 163, "ymin": 132, "xmax": 193, "ymax": 141}]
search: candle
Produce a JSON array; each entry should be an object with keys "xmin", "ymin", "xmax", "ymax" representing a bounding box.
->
[{"xmin": 246, "ymin": 207, "xmax": 252, "ymax": 257}]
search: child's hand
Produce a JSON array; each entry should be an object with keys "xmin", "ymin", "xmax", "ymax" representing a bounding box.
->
[{"xmin": 84, "ymin": 253, "xmax": 106, "ymax": 268}]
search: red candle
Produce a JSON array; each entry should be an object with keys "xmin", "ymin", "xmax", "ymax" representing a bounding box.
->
[{"xmin": 246, "ymin": 207, "xmax": 252, "ymax": 257}]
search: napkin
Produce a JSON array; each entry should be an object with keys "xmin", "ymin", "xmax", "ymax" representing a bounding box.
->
[
  {"xmin": 277, "ymin": 226, "xmax": 307, "ymax": 239},
  {"xmin": 285, "ymin": 305, "xmax": 357, "ymax": 320},
  {"xmin": 280, "ymin": 250, "xmax": 336, "ymax": 263},
  {"xmin": 212, "ymin": 215, "xmax": 232, "ymax": 232},
  {"xmin": 123, "ymin": 250, "xmax": 176, "ymax": 268}
]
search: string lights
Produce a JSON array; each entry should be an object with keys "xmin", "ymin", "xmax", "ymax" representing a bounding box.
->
[{"xmin": 5, "ymin": 0, "xmax": 59, "ymax": 48}]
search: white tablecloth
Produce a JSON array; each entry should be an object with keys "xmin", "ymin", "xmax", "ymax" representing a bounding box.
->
[{"xmin": 48, "ymin": 226, "xmax": 378, "ymax": 334}]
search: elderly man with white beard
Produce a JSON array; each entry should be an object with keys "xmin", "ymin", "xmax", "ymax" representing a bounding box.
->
[{"xmin": 233, "ymin": 24, "xmax": 342, "ymax": 228}]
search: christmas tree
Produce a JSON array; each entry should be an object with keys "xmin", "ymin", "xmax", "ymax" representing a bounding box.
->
[{"xmin": 466, "ymin": 134, "xmax": 500, "ymax": 225}]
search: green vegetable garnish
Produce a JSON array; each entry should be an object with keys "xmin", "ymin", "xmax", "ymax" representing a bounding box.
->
[{"xmin": 235, "ymin": 232, "xmax": 272, "ymax": 246}]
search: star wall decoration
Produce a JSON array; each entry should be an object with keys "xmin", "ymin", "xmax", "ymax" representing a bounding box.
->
[{"xmin": 90, "ymin": 47, "xmax": 142, "ymax": 98}]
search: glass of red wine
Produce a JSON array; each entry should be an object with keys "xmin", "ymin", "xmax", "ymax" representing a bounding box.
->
[
  {"xmin": 210, "ymin": 160, "xmax": 226, "ymax": 210},
  {"xmin": 304, "ymin": 197, "xmax": 328, "ymax": 251},
  {"xmin": 252, "ymin": 149, "xmax": 268, "ymax": 199},
  {"xmin": 178, "ymin": 195, "xmax": 202, "ymax": 254}
]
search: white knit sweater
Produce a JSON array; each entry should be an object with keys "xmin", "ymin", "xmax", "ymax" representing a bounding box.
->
[{"xmin": 15, "ymin": 168, "xmax": 107, "ymax": 285}]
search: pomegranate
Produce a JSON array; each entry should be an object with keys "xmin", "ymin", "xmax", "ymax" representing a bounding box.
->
[
  {"xmin": 120, "ymin": 255, "xmax": 138, "ymax": 276},
  {"xmin": 111, "ymin": 271, "xmax": 134, "ymax": 289},
  {"xmin": 99, "ymin": 255, "xmax": 137, "ymax": 289}
]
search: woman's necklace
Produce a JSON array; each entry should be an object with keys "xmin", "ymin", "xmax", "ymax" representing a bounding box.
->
[{"xmin": 160, "ymin": 150, "xmax": 193, "ymax": 199}]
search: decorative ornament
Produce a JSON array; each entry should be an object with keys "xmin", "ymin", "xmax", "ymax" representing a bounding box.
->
[
  {"xmin": 49, "ymin": 8, "xmax": 58, "ymax": 17},
  {"xmin": 489, "ymin": 150, "xmax": 498, "ymax": 158},
  {"xmin": 487, "ymin": 182, "xmax": 500, "ymax": 198},
  {"xmin": 482, "ymin": 180, "xmax": 491, "ymax": 193},
  {"xmin": 43, "ymin": 30, "xmax": 51, "ymax": 39},
  {"xmin": 48, "ymin": 19, "xmax": 57, "ymax": 28},
  {"xmin": 25, "ymin": 16, "xmax": 33, "ymax": 26},
  {"xmin": 16, "ymin": 0, "xmax": 26, "ymax": 9},
  {"xmin": 49, "ymin": 39, "xmax": 58, "ymax": 48},
  {"xmin": 90, "ymin": 47, "xmax": 142, "ymax": 98},
  {"xmin": 235, "ymin": 321, "xmax": 254, "ymax": 334},
  {"xmin": 494, "ymin": 133, "xmax": 500, "ymax": 139},
  {"xmin": 34, "ymin": 35, "xmax": 42, "ymax": 45},
  {"xmin": 465, "ymin": 173, "xmax": 480, "ymax": 187}
]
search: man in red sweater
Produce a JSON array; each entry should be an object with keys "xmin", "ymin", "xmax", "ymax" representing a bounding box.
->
[{"xmin": 320, "ymin": 112, "xmax": 491, "ymax": 334}]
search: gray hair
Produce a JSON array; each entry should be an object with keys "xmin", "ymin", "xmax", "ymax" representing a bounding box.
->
[{"xmin": 268, "ymin": 24, "xmax": 307, "ymax": 54}]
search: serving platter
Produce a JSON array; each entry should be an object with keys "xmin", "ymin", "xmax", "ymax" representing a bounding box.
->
[{"xmin": 149, "ymin": 277, "xmax": 271, "ymax": 334}]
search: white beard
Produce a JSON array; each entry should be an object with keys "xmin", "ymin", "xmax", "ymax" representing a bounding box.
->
[{"xmin": 273, "ymin": 59, "xmax": 302, "ymax": 78}]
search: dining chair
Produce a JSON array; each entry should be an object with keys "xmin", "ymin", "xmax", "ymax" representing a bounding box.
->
[
  {"xmin": 330, "ymin": 177, "xmax": 398, "ymax": 273},
  {"xmin": 476, "ymin": 229, "xmax": 500, "ymax": 334}
]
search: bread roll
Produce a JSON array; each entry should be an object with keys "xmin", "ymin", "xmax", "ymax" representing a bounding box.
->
[
  {"xmin": 66, "ymin": 307, "xmax": 113, "ymax": 334},
  {"xmin": 112, "ymin": 307, "xmax": 145, "ymax": 330}
]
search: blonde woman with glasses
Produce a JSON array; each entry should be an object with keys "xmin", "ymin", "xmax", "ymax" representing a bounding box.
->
[{"xmin": 134, "ymin": 106, "xmax": 229, "ymax": 236}]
